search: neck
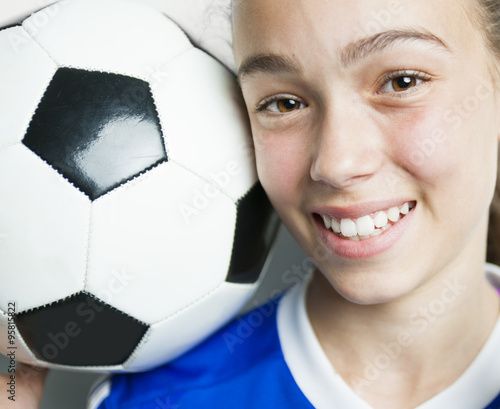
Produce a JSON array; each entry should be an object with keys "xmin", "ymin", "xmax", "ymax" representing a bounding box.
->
[{"xmin": 307, "ymin": 254, "xmax": 500, "ymax": 408}]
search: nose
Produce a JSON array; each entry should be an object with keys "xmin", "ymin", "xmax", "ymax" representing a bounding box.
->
[{"xmin": 310, "ymin": 105, "xmax": 384, "ymax": 189}]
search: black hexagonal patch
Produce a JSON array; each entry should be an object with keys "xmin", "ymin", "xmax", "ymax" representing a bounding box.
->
[
  {"xmin": 23, "ymin": 67, "xmax": 167, "ymax": 201},
  {"xmin": 15, "ymin": 292, "xmax": 147, "ymax": 367},
  {"xmin": 226, "ymin": 183, "xmax": 280, "ymax": 284}
]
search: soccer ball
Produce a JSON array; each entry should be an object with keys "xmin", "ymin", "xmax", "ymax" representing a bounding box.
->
[{"xmin": 0, "ymin": 0, "xmax": 278, "ymax": 372}]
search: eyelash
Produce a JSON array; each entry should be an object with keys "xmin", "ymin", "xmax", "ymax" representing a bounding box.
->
[
  {"xmin": 377, "ymin": 69, "xmax": 432, "ymax": 95},
  {"xmin": 254, "ymin": 69, "xmax": 433, "ymax": 113},
  {"xmin": 255, "ymin": 94, "xmax": 305, "ymax": 113}
]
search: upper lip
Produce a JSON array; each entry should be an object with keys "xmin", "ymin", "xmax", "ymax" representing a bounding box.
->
[{"xmin": 312, "ymin": 199, "xmax": 416, "ymax": 220}]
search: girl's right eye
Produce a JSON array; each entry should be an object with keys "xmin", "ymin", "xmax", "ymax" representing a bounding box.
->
[{"xmin": 256, "ymin": 96, "xmax": 306, "ymax": 113}]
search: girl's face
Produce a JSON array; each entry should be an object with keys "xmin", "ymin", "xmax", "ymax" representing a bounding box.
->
[{"xmin": 233, "ymin": 0, "xmax": 500, "ymax": 304}]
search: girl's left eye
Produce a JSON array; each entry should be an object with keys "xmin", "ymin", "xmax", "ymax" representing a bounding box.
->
[{"xmin": 378, "ymin": 71, "xmax": 431, "ymax": 94}]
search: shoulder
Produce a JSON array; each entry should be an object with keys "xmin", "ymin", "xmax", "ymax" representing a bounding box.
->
[{"xmin": 90, "ymin": 296, "xmax": 313, "ymax": 409}]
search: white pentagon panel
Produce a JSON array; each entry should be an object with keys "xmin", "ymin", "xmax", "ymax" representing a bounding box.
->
[
  {"xmin": 86, "ymin": 162, "xmax": 237, "ymax": 324},
  {"xmin": 124, "ymin": 282, "xmax": 256, "ymax": 372},
  {"xmin": 25, "ymin": 0, "xmax": 193, "ymax": 79},
  {"xmin": 0, "ymin": 145, "xmax": 90, "ymax": 311},
  {"xmin": 152, "ymin": 48, "xmax": 258, "ymax": 202},
  {"xmin": 0, "ymin": 311, "xmax": 38, "ymax": 365},
  {"xmin": 0, "ymin": 26, "xmax": 57, "ymax": 150}
]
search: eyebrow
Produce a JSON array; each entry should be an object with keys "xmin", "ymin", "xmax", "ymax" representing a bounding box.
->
[
  {"xmin": 237, "ymin": 53, "xmax": 303, "ymax": 83},
  {"xmin": 340, "ymin": 29, "xmax": 451, "ymax": 68},
  {"xmin": 237, "ymin": 29, "xmax": 451, "ymax": 82}
]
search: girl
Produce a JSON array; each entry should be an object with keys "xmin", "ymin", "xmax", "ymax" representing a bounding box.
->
[
  {"xmin": 6, "ymin": 0, "xmax": 500, "ymax": 408},
  {"xmin": 229, "ymin": 1, "xmax": 500, "ymax": 407}
]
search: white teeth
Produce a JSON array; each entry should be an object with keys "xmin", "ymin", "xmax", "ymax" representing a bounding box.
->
[
  {"xmin": 341, "ymin": 218, "xmax": 357, "ymax": 237},
  {"xmin": 331, "ymin": 217, "xmax": 341, "ymax": 233},
  {"xmin": 322, "ymin": 215, "xmax": 332, "ymax": 229},
  {"xmin": 373, "ymin": 211, "xmax": 388, "ymax": 228},
  {"xmin": 387, "ymin": 207, "xmax": 400, "ymax": 222},
  {"xmin": 400, "ymin": 202, "xmax": 409, "ymax": 215},
  {"xmin": 356, "ymin": 215, "xmax": 375, "ymax": 236},
  {"xmin": 321, "ymin": 201, "xmax": 413, "ymax": 240}
]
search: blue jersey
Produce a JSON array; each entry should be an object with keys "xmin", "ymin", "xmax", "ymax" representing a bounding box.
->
[
  {"xmin": 91, "ymin": 265, "xmax": 500, "ymax": 409},
  {"xmin": 92, "ymin": 297, "xmax": 314, "ymax": 409}
]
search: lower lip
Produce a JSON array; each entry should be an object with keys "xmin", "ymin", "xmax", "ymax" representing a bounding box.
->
[{"xmin": 314, "ymin": 207, "xmax": 415, "ymax": 259}]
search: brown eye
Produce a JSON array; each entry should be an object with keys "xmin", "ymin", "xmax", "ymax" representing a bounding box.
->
[
  {"xmin": 379, "ymin": 70, "xmax": 430, "ymax": 95},
  {"xmin": 276, "ymin": 99, "xmax": 301, "ymax": 112},
  {"xmin": 257, "ymin": 95, "xmax": 306, "ymax": 113},
  {"xmin": 392, "ymin": 76, "xmax": 417, "ymax": 92}
]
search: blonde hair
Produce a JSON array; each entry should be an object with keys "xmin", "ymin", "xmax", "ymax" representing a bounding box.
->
[{"xmin": 475, "ymin": 0, "xmax": 500, "ymax": 58}]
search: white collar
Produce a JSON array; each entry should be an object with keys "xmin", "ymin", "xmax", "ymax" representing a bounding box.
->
[{"xmin": 277, "ymin": 264, "xmax": 500, "ymax": 409}]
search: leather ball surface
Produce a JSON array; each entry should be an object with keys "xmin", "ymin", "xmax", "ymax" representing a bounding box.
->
[{"xmin": 0, "ymin": 0, "xmax": 278, "ymax": 372}]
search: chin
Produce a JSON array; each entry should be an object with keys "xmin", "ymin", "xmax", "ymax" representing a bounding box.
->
[{"xmin": 318, "ymin": 265, "xmax": 422, "ymax": 306}]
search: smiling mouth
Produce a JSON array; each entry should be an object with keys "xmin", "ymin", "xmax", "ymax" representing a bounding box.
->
[{"xmin": 317, "ymin": 201, "xmax": 416, "ymax": 241}]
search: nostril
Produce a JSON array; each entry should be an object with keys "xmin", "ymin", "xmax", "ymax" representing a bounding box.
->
[{"xmin": 310, "ymin": 150, "xmax": 382, "ymax": 189}]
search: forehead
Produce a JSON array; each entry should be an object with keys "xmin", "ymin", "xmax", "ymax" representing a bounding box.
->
[{"xmin": 232, "ymin": 0, "xmax": 480, "ymax": 67}]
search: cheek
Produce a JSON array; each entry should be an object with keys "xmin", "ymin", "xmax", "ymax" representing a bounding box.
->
[
  {"xmin": 390, "ymin": 107, "xmax": 460, "ymax": 180},
  {"xmin": 388, "ymin": 104, "xmax": 493, "ymax": 183},
  {"xmin": 387, "ymin": 98, "xmax": 499, "ymax": 217},
  {"xmin": 253, "ymin": 130, "xmax": 310, "ymax": 209}
]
